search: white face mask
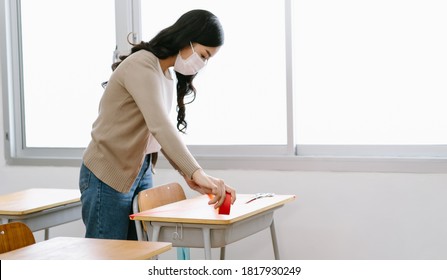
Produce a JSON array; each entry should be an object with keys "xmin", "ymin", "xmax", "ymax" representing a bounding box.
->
[{"xmin": 174, "ymin": 42, "xmax": 206, "ymax": 75}]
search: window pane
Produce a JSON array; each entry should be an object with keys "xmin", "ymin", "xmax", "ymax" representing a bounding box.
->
[
  {"xmin": 293, "ymin": 0, "xmax": 447, "ymax": 145},
  {"xmin": 21, "ymin": 0, "xmax": 115, "ymax": 147},
  {"xmin": 141, "ymin": 0, "xmax": 287, "ymax": 145}
]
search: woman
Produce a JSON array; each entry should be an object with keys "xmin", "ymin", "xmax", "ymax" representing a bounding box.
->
[{"xmin": 79, "ymin": 9, "xmax": 236, "ymax": 240}]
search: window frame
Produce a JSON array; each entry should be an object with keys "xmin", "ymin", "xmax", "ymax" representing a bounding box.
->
[
  {"xmin": 0, "ymin": 0, "xmax": 136, "ymax": 165},
  {"xmin": 2, "ymin": 0, "xmax": 447, "ymax": 173}
]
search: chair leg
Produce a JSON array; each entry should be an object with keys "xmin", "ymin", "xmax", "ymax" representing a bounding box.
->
[{"xmin": 132, "ymin": 196, "xmax": 144, "ymax": 241}]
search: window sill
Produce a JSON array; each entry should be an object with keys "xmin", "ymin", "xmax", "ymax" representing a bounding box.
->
[
  {"xmin": 5, "ymin": 154, "xmax": 447, "ymax": 173},
  {"xmin": 156, "ymin": 155, "xmax": 447, "ymax": 174}
]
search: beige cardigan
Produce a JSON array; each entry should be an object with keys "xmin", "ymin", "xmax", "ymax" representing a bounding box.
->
[{"xmin": 83, "ymin": 50, "xmax": 201, "ymax": 193}]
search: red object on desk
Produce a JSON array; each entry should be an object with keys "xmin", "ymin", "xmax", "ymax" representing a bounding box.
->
[
  {"xmin": 206, "ymin": 193, "xmax": 231, "ymax": 215},
  {"xmin": 218, "ymin": 193, "xmax": 231, "ymax": 215}
]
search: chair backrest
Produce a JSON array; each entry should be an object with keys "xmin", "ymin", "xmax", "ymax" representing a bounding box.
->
[
  {"xmin": 0, "ymin": 222, "xmax": 36, "ymax": 254},
  {"xmin": 138, "ymin": 182, "xmax": 186, "ymax": 211},
  {"xmin": 132, "ymin": 182, "xmax": 186, "ymax": 241}
]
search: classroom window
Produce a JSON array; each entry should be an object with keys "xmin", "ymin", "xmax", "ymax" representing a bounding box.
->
[
  {"xmin": 293, "ymin": 0, "xmax": 447, "ymax": 146},
  {"xmin": 20, "ymin": 0, "xmax": 114, "ymax": 148},
  {"xmin": 1, "ymin": 0, "xmax": 447, "ymax": 170},
  {"xmin": 291, "ymin": 0, "xmax": 447, "ymax": 158},
  {"xmin": 140, "ymin": 0, "xmax": 287, "ymax": 146}
]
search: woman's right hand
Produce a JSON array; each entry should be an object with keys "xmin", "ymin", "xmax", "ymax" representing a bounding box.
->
[{"xmin": 185, "ymin": 169, "xmax": 236, "ymax": 208}]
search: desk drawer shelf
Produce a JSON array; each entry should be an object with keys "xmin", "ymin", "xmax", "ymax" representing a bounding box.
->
[{"xmin": 145, "ymin": 210, "xmax": 275, "ymax": 248}]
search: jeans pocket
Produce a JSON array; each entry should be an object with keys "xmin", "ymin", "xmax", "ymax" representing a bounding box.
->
[{"xmin": 79, "ymin": 164, "xmax": 92, "ymax": 193}]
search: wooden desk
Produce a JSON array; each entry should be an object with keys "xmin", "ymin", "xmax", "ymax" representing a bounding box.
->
[
  {"xmin": 131, "ymin": 194, "xmax": 295, "ymax": 260},
  {"xmin": 0, "ymin": 188, "xmax": 81, "ymax": 240},
  {"xmin": 0, "ymin": 237, "xmax": 172, "ymax": 260}
]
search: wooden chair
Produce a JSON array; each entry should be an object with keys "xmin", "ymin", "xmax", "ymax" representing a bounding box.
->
[
  {"xmin": 0, "ymin": 222, "xmax": 36, "ymax": 254},
  {"xmin": 132, "ymin": 182, "xmax": 189, "ymax": 259}
]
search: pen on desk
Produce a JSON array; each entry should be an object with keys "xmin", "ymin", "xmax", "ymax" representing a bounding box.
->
[
  {"xmin": 245, "ymin": 193, "xmax": 275, "ymax": 204},
  {"xmin": 245, "ymin": 197, "xmax": 257, "ymax": 204}
]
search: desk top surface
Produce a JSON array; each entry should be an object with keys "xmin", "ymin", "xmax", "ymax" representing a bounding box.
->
[
  {"xmin": 0, "ymin": 237, "xmax": 172, "ymax": 260},
  {"xmin": 131, "ymin": 194, "xmax": 295, "ymax": 225},
  {"xmin": 0, "ymin": 188, "xmax": 81, "ymax": 216}
]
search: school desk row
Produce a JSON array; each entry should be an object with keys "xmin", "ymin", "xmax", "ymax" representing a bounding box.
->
[{"xmin": 0, "ymin": 188, "xmax": 295, "ymax": 260}]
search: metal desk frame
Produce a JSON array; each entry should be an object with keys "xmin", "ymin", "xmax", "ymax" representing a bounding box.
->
[
  {"xmin": 0, "ymin": 188, "xmax": 81, "ymax": 240},
  {"xmin": 132, "ymin": 194, "xmax": 294, "ymax": 260}
]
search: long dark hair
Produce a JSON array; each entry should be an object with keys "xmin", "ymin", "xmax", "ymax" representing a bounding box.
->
[{"xmin": 111, "ymin": 9, "xmax": 224, "ymax": 133}]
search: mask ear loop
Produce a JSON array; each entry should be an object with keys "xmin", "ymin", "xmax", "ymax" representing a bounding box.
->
[
  {"xmin": 177, "ymin": 42, "xmax": 194, "ymax": 59},
  {"xmin": 189, "ymin": 41, "xmax": 208, "ymax": 64}
]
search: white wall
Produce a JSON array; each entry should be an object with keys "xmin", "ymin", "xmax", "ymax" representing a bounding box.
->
[
  {"xmin": 1, "ymin": 161, "xmax": 447, "ymax": 260},
  {"xmin": 2, "ymin": 62, "xmax": 447, "ymax": 261}
]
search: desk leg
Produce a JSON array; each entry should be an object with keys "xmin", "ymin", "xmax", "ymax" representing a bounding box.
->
[
  {"xmin": 202, "ymin": 227, "xmax": 212, "ymax": 260},
  {"xmin": 270, "ymin": 220, "xmax": 280, "ymax": 260},
  {"xmin": 148, "ymin": 225, "xmax": 161, "ymax": 260},
  {"xmin": 220, "ymin": 247, "xmax": 226, "ymax": 260},
  {"xmin": 151, "ymin": 225, "xmax": 161, "ymax": 242}
]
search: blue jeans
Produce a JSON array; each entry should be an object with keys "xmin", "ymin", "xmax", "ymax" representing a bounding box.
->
[{"xmin": 79, "ymin": 154, "xmax": 153, "ymax": 240}]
